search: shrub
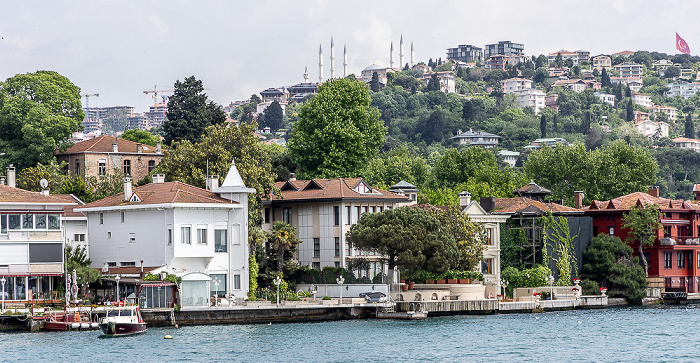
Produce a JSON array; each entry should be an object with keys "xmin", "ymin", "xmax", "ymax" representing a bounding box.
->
[
  {"xmin": 322, "ymin": 296, "xmax": 331, "ymax": 300},
  {"xmin": 581, "ymin": 279, "xmax": 600, "ymax": 295}
]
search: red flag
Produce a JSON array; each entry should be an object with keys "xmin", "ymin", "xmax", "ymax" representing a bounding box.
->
[{"xmin": 677, "ymin": 33, "xmax": 691, "ymax": 54}]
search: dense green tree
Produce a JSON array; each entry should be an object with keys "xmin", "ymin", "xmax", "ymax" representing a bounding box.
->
[
  {"xmin": 362, "ymin": 146, "xmax": 430, "ymax": 189},
  {"xmin": 436, "ymin": 206, "xmax": 487, "ymax": 271},
  {"xmin": 261, "ymin": 101, "xmax": 284, "ymax": 132},
  {"xmin": 625, "ymin": 85, "xmax": 632, "ymax": 98},
  {"xmin": 540, "ymin": 114, "xmax": 547, "ymax": 138},
  {"xmin": 664, "ymin": 66, "xmax": 680, "ymax": 78},
  {"xmin": 64, "ymin": 245, "xmax": 102, "ymax": 298},
  {"xmin": 534, "ymin": 54, "xmax": 548, "ymax": 69},
  {"xmin": 416, "ymin": 109, "xmax": 447, "ymax": 144},
  {"xmin": 0, "ymin": 71, "xmax": 84, "ymax": 170},
  {"xmin": 427, "ymin": 73, "xmax": 441, "ymax": 92},
  {"xmin": 264, "ymin": 144, "xmax": 297, "ymax": 182},
  {"xmin": 685, "ymin": 113, "xmax": 695, "ymax": 138},
  {"xmin": 269, "ymin": 221, "xmax": 301, "ymax": 273},
  {"xmin": 626, "ymin": 99, "xmax": 634, "ymax": 121},
  {"xmin": 155, "ymin": 123, "xmax": 276, "ymax": 225},
  {"xmin": 601, "ymin": 68, "xmax": 611, "ymax": 87},
  {"xmin": 370, "ymin": 72, "xmax": 380, "ymax": 92},
  {"xmin": 120, "ymin": 129, "xmax": 160, "ymax": 146},
  {"xmin": 622, "ymin": 203, "xmax": 662, "ymax": 277},
  {"xmin": 288, "ymin": 78, "xmax": 385, "ymax": 179},
  {"xmin": 163, "ymin": 76, "xmax": 226, "ymax": 145},
  {"xmin": 250, "ymin": 94, "xmax": 261, "ymax": 104},
  {"xmin": 581, "ymin": 233, "xmax": 648, "ymax": 303}
]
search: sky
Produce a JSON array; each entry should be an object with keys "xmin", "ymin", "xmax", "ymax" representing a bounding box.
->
[{"xmin": 1, "ymin": 0, "xmax": 699, "ymax": 113}]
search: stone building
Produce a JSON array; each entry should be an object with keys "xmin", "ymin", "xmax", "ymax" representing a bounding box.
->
[{"xmin": 56, "ymin": 135, "xmax": 163, "ymax": 182}]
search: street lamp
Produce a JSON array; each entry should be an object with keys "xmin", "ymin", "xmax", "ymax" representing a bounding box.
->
[
  {"xmin": 336, "ymin": 276, "xmax": 345, "ymax": 305},
  {"xmin": 546, "ymin": 275, "xmax": 555, "ymax": 300},
  {"xmin": 115, "ymin": 275, "xmax": 121, "ymax": 304},
  {"xmin": 1, "ymin": 276, "xmax": 5, "ymax": 311},
  {"xmin": 212, "ymin": 277, "xmax": 221, "ymax": 307},
  {"xmin": 273, "ymin": 276, "xmax": 282, "ymax": 305},
  {"xmin": 501, "ymin": 279, "xmax": 509, "ymax": 298}
]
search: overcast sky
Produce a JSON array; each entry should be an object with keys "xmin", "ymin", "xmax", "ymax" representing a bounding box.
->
[{"xmin": 1, "ymin": 1, "xmax": 698, "ymax": 113}]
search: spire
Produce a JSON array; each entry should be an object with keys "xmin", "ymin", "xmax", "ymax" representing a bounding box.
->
[
  {"xmin": 318, "ymin": 43, "xmax": 324, "ymax": 83},
  {"xmin": 390, "ymin": 41, "xmax": 395, "ymax": 69},
  {"xmin": 330, "ymin": 37, "xmax": 335, "ymax": 79},
  {"xmin": 304, "ymin": 66, "xmax": 309, "ymax": 83},
  {"xmin": 343, "ymin": 44, "xmax": 348, "ymax": 78},
  {"xmin": 213, "ymin": 159, "xmax": 255, "ymax": 195},
  {"xmin": 411, "ymin": 41, "xmax": 415, "ymax": 67},
  {"xmin": 399, "ymin": 34, "xmax": 404, "ymax": 68}
]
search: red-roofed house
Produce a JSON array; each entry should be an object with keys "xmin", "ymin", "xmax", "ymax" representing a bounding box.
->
[
  {"xmin": 674, "ymin": 137, "xmax": 700, "ymax": 152},
  {"xmin": 262, "ymin": 176, "xmax": 411, "ymax": 281},
  {"xmin": 56, "ymin": 135, "xmax": 164, "ymax": 182},
  {"xmin": 76, "ymin": 161, "xmax": 254, "ymax": 306}
]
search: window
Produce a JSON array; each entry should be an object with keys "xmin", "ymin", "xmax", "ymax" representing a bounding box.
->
[
  {"xmin": 362, "ymin": 206, "xmax": 367, "ymax": 214},
  {"xmin": 312, "ymin": 262, "xmax": 320, "ymax": 270},
  {"xmin": 482, "ymin": 258, "xmax": 494, "ymax": 275},
  {"xmin": 99, "ymin": 213, "xmax": 104, "ymax": 225},
  {"xmin": 378, "ymin": 206, "xmax": 383, "ymax": 213},
  {"xmin": 148, "ymin": 160, "xmax": 156, "ymax": 173},
  {"xmin": 98, "ymin": 160, "xmax": 106, "ymax": 176},
  {"xmin": 314, "ymin": 238, "xmax": 320, "ymax": 257},
  {"xmin": 678, "ymin": 252, "xmax": 685, "ymax": 268},
  {"xmin": 664, "ymin": 252, "xmax": 672, "ymax": 269},
  {"xmin": 120, "ymin": 262, "xmax": 135, "ymax": 267},
  {"xmin": 0, "ymin": 215, "xmax": 6, "ymax": 234},
  {"xmin": 35, "ymin": 214, "xmax": 46, "ymax": 229},
  {"xmin": 608, "ymin": 226, "xmax": 614, "ymax": 236},
  {"xmin": 107, "ymin": 232, "xmax": 112, "ymax": 239},
  {"xmin": 129, "ymin": 233, "xmax": 136, "ymax": 243},
  {"xmin": 346, "ymin": 241, "xmax": 352, "ymax": 256},
  {"xmin": 283, "ymin": 208, "xmax": 292, "ymax": 224},
  {"xmin": 22, "ymin": 214, "xmax": 33, "ymax": 229},
  {"xmin": 48, "ymin": 215, "xmax": 60, "ymax": 230},
  {"xmin": 107, "ymin": 262, "xmax": 117, "ymax": 267},
  {"xmin": 215, "ymin": 229, "xmax": 227, "ymax": 252},
  {"xmin": 334, "ymin": 206, "xmax": 340, "ymax": 226},
  {"xmin": 123, "ymin": 160, "xmax": 131, "ymax": 175},
  {"xmin": 345, "ymin": 206, "xmax": 351, "ymax": 225},
  {"xmin": 234, "ymin": 274, "xmax": 241, "ymax": 290},
  {"xmin": 371, "ymin": 207, "xmax": 376, "ymax": 214},
  {"xmin": 75, "ymin": 159, "xmax": 80, "ymax": 176},
  {"xmin": 121, "ymin": 211, "xmax": 125, "ymax": 223},
  {"xmin": 181, "ymin": 226, "xmax": 191, "ymax": 244},
  {"xmin": 74, "ymin": 233, "xmax": 85, "ymax": 242},
  {"xmin": 197, "ymin": 228, "xmax": 207, "ymax": 244},
  {"xmin": 335, "ymin": 262, "xmax": 340, "ymax": 268},
  {"xmin": 167, "ymin": 229, "xmax": 172, "ymax": 245},
  {"xmin": 335, "ymin": 237, "xmax": 340, "ymax": 257},
  {"xmin": 8, "ymin": 215, "xmax": 20, "ymax": 230},
  {"xmin": 210, "ymin": 274, "xmax": 226, "ymax": 297},
  {"xmin": 484, "ymin": 229, "xmax": 494, "ymax": 245},
  {"xmin": 264, "ymin": 208, "xmax": 271, "ymax": 224},
  {"xmin": 356, "ymin": 206, "xmax": 361, "ymax": 221},
  {"xmin": 697, "ymin": 252, "xmax": 700, "ymax": 269}
]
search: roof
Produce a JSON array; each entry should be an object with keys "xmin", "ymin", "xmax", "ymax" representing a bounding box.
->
[
  {"xmin": 694, "ymin": 184, "xmax": 700, "ymax": 192},
  {"xmin": 265, "ymin": 178, "xmax": 409, "ymax": 204},
  {"xmin": 492, "ymin": 197, "xmax": 582, "ymax": 215},
  {"xmin": 59, "ymin": 135, "xmax": 161, "ymax": 155},
  {"xmin": 613, "ymin": 50, "xmax": 635, "ymax": 56},
  {"xmin": 77, "ymin": 181, "xmax": 237, "ymax": 210},
  {"xmin": 451, "ymin": 129, "xmax": 501, "ymax": 139},
  {"xmin": 673, "ymin": 137, "xmax": 700, "ymax": 143},
  {"xmin": 514, "ymin": 181, "xmax": 552, "ymax": 196},
  {"xmin": 583, "ymin": 192, "xmax": 699, "ymax": 212},
  {"xmin": 0, "ymin": 185, "xmax": 77, "ymax": 205},
  {"xmin": 363, "ymin": 64, "xmax": 386, "ymax": 72},
  {"xmin": 53, "ymin": 194, "xmax": 86, "ymax": 218}
]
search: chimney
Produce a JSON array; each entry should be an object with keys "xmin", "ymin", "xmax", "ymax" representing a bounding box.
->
[
  {"xmin": 480, "ymin": 197, "xmax": 496, "ymax": 213},
  {"xmin": 458, "ymin": 191, "xmax": 472, "ymax": 209},
  {"xmin": 156, "ymin": 141, "xmax": 162, "ymax": 153},
  {"xmin": 140, "ymin": 260, "xmax": 144, "ymax": 278},
  {"xmin": 41, "ymin": 187, "xmax": 49, "ymax": 196},
  {"xmin": 574, "ymin": 191, "xmax": 584, "ymax": 209},
  {"xmin": 648, "ymin": 186, "xmax": 659, "ymax": 198},
  {"xmin": 112, "ymin": 143, "xmax": 118, "ymax": 153},
  {"xmin": 0, "ymin": 177, "xmax": 5, "ymax": 185},
  {"xmin": 6, "ymin": 165, "xmax": 15, "ymax": 188},
  {"xmin": 289, "ymin": 173, "xmax": 297, "ymax": 182},
  {"xmin": 123, "ymin": 176, "xmax": 133, "ymax": 201},
  {"xmin": 206, "ymin": 175, "xmax": 219, "ymax": 191},
  {"xmin": 152, "ymin": 174, "xmax": 165, "ymax": 184},
  {"xmin": 137, "ymin": 143, "xmax": 143, "ymax": 153}
]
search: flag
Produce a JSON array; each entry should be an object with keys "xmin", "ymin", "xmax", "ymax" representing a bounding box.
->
[{"xmin": 677, "ymin": 33, "xmax": 691, "ymax": 54}]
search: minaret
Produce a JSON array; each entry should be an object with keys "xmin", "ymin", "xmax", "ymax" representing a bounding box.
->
[
  {"xmin": 304, "ymin": 66, "xmax": 309, "ymax": 83},
  {"xmin": 410, "ymin": 41, "xmax": 415, "ymax": 67},
  {"xmin": 343, "ymin": 44, "xmax": 348, "ymax": 78},
  {"xmin": 330, "ymin": 37, "xmax": 335, "ymax": 79},
  {"xmin": 318, "ymin": 44, "xmax": 324, "ymax": 83},
  {"xmin": 399, "ymin": 35, "xmax": 404, "ymax": 68},
  {"xmin": 390, "ymin": 41, "xmax": 395, "ymax": 69}
]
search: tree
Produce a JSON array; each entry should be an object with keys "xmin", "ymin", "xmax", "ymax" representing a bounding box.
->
[
  {"xmin": 261, "ymin": 101, "xmax": 284, "ymax": 132},
  {"xmin": 436, "ymin": 206, "xmax": 486, "ymax": 271},
  {"xmin": 664, "ymin": 66, "xmax": 680, "ymax": 78},
  {"xmin": 269, "ymin": 222, "xmax": 301, "ymax": 272},
  {"xmin": 555, "ymin": 53, "xmax": 563, "ymax": 67},
  {"xmin": 541, "ymin": 213, "xmax": 578, "ymax": 285},
  {"xmin": 163, "ymin": 76, "xmax": 226, "ymax": 145},
  {"xmin": 601, "ymin": 68, "xmax": 611, "ymax": 87},
  {"xmin": 370, "ymin": 72, "xmax": 380, "ymax": 92},
  {"xmin": 685, "ymin": 113, "xmax": 695, "ymax": 138},
  {"xmin": 427, "ymin": 73, "xmax": 441, "ymax": 92},
  {"xmin": 626, "ymin": 99, "xmax": 634, "ymax": 121},
  {"xmin": 64, "ymin": 245, "xmax": 101, "ymax": 298},
  {"xmin": 622, "ymin": 203, "xmax": 662, "ymax": 277},
  {"xmin": 580, "ymin": 110, "xmax": 591, "ymax": 134},
  {"xmin": 625, "ymin": 84, "xmax": 632, "ymax": 98},
  {"xmin": 361, "ymin": 146, "xmax": 430, "ymax": 188},
  {"xmin": 540, "ymin": 114, "xmax": 547, "ymax": 138},
  {"xmin": 250, "ymin": 94, "xmax": 261, "ymax": 104},
  {"xmin": 581, "ymin": 234, "xmax": 648, "ymax": 303},
  {"xmin": 288, "ymin": 78, "xmax": 385, "ymax": 179},
  {"xmin": 346, "ymin": 206, "xmax": 458, "ymax": 278},
  {"xmin": 120, "ymin": 129, "xmax": 160, "ymax": 146},
  {"xmin": 0, "ymin": 71, "xmax": 84, "ymax": 170},
  {"xmin": 155, "ymin": 123, "xmax": 276, "ymax": 225}
]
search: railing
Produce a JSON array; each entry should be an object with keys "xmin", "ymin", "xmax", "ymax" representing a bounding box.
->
[{"xmin": 659, "ymin": 237, "xmax": 700, "ymax": 246}]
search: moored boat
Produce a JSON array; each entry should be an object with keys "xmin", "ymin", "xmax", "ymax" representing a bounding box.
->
[
  {"xmin": 44, "ymin": 312, "xmax": 99, "ymax": 331},
  {"xmin": 98, "ymin": 306, "xmax": 147, "ymax": 337}
]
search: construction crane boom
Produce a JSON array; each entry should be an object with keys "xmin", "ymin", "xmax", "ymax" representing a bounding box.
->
[{"xmin": 83, "ymin": 93, "xmax": 100, "ymax": 121}]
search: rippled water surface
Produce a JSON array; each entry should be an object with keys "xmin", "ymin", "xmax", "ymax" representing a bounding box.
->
[{"xmin": 1, "ymin": 306, "xmax": 698, "ymax": 362}]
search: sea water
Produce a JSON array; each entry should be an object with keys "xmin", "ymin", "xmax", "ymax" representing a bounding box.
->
[{"xmin": 0, "ymin": 305, "xmax": 698, "ymax": 362}]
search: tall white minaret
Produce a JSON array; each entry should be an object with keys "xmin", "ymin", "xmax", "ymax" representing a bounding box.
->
[
  {"xmin": 399, "ymin": 35, "xmax": 404, "ymax": 68},
  {"xmin": 410, "ymin": 41, "xmax": 415, "ymax": 67},
  {"xmin": 318, "ymin": 44, "xmax": 324, "ymax": 83},
  {"xmin": 343, "ymin": 44, "xmax": 348, "ymax": 78},
  {"xmin": 390, "ymin": 41, "xmax": 395, "ymax": 69},
  {"xmin": 304, "ymin": 66, "xmax": 309, "ymax": 83},
  {"xmin": 330, "ymin": 37, "xmax": 335, "ymax": 79}
]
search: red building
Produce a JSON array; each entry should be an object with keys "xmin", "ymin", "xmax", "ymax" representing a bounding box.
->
[{"xmin": 582, "ymin": 187, "xmax": 700, "ymax": 292}]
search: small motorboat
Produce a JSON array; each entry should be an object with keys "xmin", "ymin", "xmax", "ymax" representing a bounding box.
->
[
  {"xmin": 44, "ymin": 312, "xmax": 98, "ymax": 331},
  {"xmin": 98, "ymin": 306, "xmax": 147, "ymax": 337}
]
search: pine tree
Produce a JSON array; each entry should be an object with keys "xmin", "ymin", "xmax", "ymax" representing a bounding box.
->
[
  {"xmin": 625, "ymin": 84, "xmax": 632, "ymax": 98},
  {"xmin": 601, "ymin": 68, "xmax": 610, "ymax": 87},
  {"xmin": 686, "ymin": 113, "xmax": 695, "ymax": 139},
  {"xmin": 580, "ymin": 111, "xmax": 591, "ymax": 133},
  {"xmin": 614, "ymin": 83, "xmax": 623, "ymax": 100},
  {"xmin": 553, "ymin": 114, "xmax": 558, "ymax": 132},
  {"xmin": 370, "ymin": 72, "xmax": 380, "ymax": 92},
  {"xmin": 626, "ymin": 100, "xmax": 634, "ymax": 122},
  {"xmin": 540, "ymin": 114, "xmax": 547, "ymax": 138}
]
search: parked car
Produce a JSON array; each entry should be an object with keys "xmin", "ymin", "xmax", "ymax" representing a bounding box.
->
[{"xmin": 359, "ymin": 292, "xmax": 387, "ymax": 303}]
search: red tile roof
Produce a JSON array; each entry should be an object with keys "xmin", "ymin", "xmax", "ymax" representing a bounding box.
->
[
  {"xmin": 77, "ymin": 182, "xmax": 237, "ymax": 210},
  {"xmin": 59, "ymin": 135, "xmax": 161, "ymax": 155},
  {"xmin": 492, "ymin": 197, "xmax": 581, "ymax": 215},
  {"xmin": 0, "ymin": 185, "xmax": 76, "ymax": 205},
  {"xmin": 53, "ymin": 194, "xmax": 86, "ymax": 217},
  {"xmin": 266, "ymin": 178, "xmax": 409, "ymax": 203},
  {"xmin": 584, "ymin": 192, "xmax": 700, "ymax": 212}
]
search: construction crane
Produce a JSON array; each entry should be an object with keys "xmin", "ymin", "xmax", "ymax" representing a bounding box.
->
[
  {"xmin": 83, "ymin": 93, "xmax": 99, "ymax": 121},
  {"xmin": 143, "ymin": 86, "xmax": 173, "ymax": 127}
]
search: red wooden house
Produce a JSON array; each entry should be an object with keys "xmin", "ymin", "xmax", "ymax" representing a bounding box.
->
[{"xmin": 582, "ymin": 187, "xmax": 700, "ymax": 292}]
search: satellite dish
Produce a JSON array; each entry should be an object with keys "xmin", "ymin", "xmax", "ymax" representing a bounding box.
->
[{"xmin": 40, "ymin": 178, "xmax": 49, "ymax": 189}]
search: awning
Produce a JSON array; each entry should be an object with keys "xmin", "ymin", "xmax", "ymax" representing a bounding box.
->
[
  {"xmin": 661, "ymin": 219, "xmax": 690, "ymax": 225},
  {"xmin": 0, "ymin": 273, "xmax": 62, "ymax": 277},
  {"xmin": 140, "ymin": 283, "xmax": 176, "ymax": 287}
]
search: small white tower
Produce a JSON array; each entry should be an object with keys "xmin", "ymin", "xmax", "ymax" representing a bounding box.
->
[
  {"xmin": 330, "ymin": 37, "xmax": 335, "ymax": 79},
  {"xmin": 304, "ymin": 66, "xmax": 309, "ymax": 83},
  {"xmin": 399, "ymin": 35, "xmax": 404, "ymax": 68},
  {"xmin": 411, "ymin": 41, "xmax": 415, "ymax": 67},
  {"xmin": 390, "ymin": 41, "xmax": 395, "ymax": 69},
  {"xmin": 318, "ymin": 44, "xmax": 324, "ymax": 83},
  {"xmin": 343, "ymin": 44, "xmax": 348, "ymax": 78}
]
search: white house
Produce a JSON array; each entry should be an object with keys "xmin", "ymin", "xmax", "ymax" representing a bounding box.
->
[
  {"xmin": 631, "ymin": 93, "xmax": 652, "ymax": 108},
  {"xmin": 635, "ymin": 119, "xmax": 670, "ymax": 138},
  {"xmin": 666, "ymin": 81, "xmax": 700, "ymax": 98},
  {"xmin": 513, "ymin": 88, "xmax": 546, "ymax": 114},
  {"xmin": 594, "ymin": 92, "xmax": 616, "ymax": 106},
  {"xmin": 673, "ymin": 137, "xmax": 700, "ymax": 152},
  {"xmin": 77, "ymin": 161, "xmax": 254, "ymax": 307},
  {"xmin": 501, "ymin": 78, "xmax": 533, "ymax": 93}
]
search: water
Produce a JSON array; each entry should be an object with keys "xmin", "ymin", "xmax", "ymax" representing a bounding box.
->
[{"xmin": 1, "ymin": 306, "xmax": 698, "ymax": 362}]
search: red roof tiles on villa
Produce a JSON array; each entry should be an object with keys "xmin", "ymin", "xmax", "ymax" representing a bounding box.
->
[
  {"xmin": 60, "ymin": 135, "xmax": 160, "ymax": 154},
  {"xmin": 267, "ymin": 178, "xmax": 409, "ymax": 203},
  {"xmin": 492, "ymin": 197, "xmax": 581, "ymax": 214},
  {"xmin": 78, "ymin": 181, "xmax": 236, "ymax": 209},
  {"xmin": 0, "ymin": 185, "xmax": 76, "ymax": 205},
  {"xmin": 584, "ymin": 192, "xmax": 700, "ymax": 212}
]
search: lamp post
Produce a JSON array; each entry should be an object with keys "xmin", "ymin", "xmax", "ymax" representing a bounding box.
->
[
  {"xmin": 273, "ymin": 276, "xmax": 282, "ymax": 305},
  {"xmin": 115, "ymin": 275, "xmax": 121, "ymax": 304},
  {"xmin": 501, "ymin": 279, "xmax": 509, "ymax": 299},
  {"xmin": 1, "ymin": 276, "xmax": 5, "ymax": 311},
  {"xmin": 336, "ymin": 276, "xmax": 345, "ymax": 305},
  {"xmin": 212, "ymin": 277, "xmax": 221, "ymax": 307},
  {"xmin": 546, "ymin": 275, "xmax": 554, "ymax": 300}
]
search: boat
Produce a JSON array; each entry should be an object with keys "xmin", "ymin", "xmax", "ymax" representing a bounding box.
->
[
  {"xmin": 98, "ymin": 306, "xmax": 147, "ymax": 337},
  {"xmin": 44, "ymin": 312, "xmax": 99, "ymax": 331}
]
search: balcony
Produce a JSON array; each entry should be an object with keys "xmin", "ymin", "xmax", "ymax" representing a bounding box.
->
[{"xmin": 659, "ymin": 237, "xmax": 700, "ymax": 246}]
